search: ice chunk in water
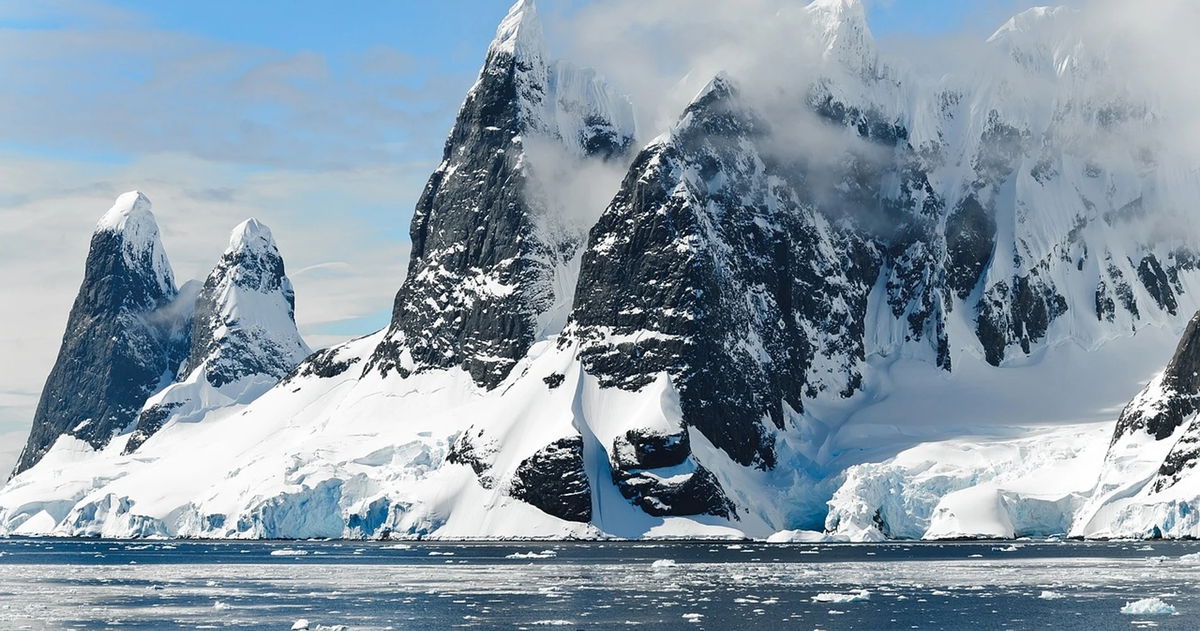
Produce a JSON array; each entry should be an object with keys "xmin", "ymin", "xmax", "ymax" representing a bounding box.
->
[
  {"xmin": 812, "ymin": 589, "xmax": 871, "ymax": 603},
  {"xmin": 1120, "ymin": 597, "xmax": 1177, "ymax": 615}
]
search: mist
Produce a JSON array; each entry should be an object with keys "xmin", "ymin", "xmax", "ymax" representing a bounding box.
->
[{"xmin": 537, "ymin": 0, "xmax": 1200, "ymax": 172}]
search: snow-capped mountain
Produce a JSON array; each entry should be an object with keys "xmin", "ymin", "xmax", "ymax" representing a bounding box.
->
[
  {"xmin": 123, "ymin": 218, "xmax": 311, "ymax": 454},
  {"xmin": 367, "ymin": 0, "xmax": 634, "ymax": 389},
  {"xmin": 5, "ymin": 0, "xmax": 1200, "ymax": 540},
  {"xmin": 12, "ymin": 192, "xmax": 192, "ymax": 476}
]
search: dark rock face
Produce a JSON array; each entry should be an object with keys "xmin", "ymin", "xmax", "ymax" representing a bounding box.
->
[
  {"xmin": 976, "ymin": 273, "xmax": 1069, "ymax": 366},
  {"xmin": 121, "ymin": 401, "xmax": 184, "ymax": 454},
  {"xmin": 613, "ymin": 428, "xmax": 690, "ymax": 470},
  {"xmin": 945, "ymin": 195, "xmax": 996, "ymax": 299},
  {"xmin": 1113, "ymin": 311, "xmax": 1200, "ymax": 443},
  {"xmin": 367, "ymin": 3, "xmax": 633, "ymax": 390},
  {"xmin": 617, "ymin": 463, "xmax": 732, "ymax": 518},
  {"xmin": 610, "ymin": 428, "xmax": 733, "ymax": 518},
  {"xmin": 1105, "ymin": 311, "xmax": 1200, "ymax": 493},
  {"xmin": 1097, "ymin": 257, "xmax": 1139, "ymax": 322},
  {"xmin": 509, "ymin": 436, "xmax": 592, "ymax": 523},
  {"xmin": 285, "ymin": 345, "xmax": 361, "ymax": 382},
  {"xmin": 1153, "ymin": 426, "xmax": 1200, "ymax": 492},
  {"xmin": 569, "ymin": 78, "xmax": 879, "ymax": 475},
  {"xmin": 1138, "ymin": 254, "xmax": 1178, "ymax": 315},
  {"xmin": 14, "ymin": 195, "xmax": 188, "ymax": 475}
]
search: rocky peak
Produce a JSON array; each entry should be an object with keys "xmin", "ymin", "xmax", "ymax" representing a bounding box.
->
[
  {"xmin": 565, "ymin": 71, "xmax": 878, "ymax": 517},
  {"xmin": 217, "ymin": 218, "xmax": 290, "ymax": 297},
  {"xmin": 183, "ymin": 218, "xmax": 309, "ymax": 388},
  {"xmin": 366, "ymin": 0, "xmax": 635, "ymax": 389},
  {"xmin": 13, "ymin": 192, "xmax": 187, "ymax": 476},
  {"xmin": 91, "ymin": 190, "xmax": 176, "ymax": 312}
]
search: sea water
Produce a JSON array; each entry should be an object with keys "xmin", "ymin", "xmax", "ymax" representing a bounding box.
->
[{"xmin": 0, "ymin": 538, "xmax": 1196, "ymax": 629}]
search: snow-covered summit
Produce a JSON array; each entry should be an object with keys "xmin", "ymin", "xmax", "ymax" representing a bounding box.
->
[
  {"xmin": 11, "ymin": 191, "xmax": 187, "ymax": 475},
  {"xmin": 805, "ymin": 0, "xmax": 877, "ymax": 77},
  {"xmin": 184, "ymin": 217, "xmax": 309, "ymax": 385},
  {"xmin": 227, "ymin": 217, "xmax": 273, "ymax": 252},
  {"xmin": 694, "ymin": 71, "xmax": 736, "ymax": 102},
  {"xmin": 95, "ymin": 190, "xmax": 153, "ymax": 232},
  {"xmin": 987, "ymin": 6, "xmax": 1093, "ymax": 77},
  {"xmin": 806, "ymin": 0, "xmax": 871, "ymax": 46},
  {"xmin": 93, "ymin": 190, "xmax": 174, "ymax": 296},
  {"xmin": 488, "ymin": 0, "xmax": 543, "ymax": 61},
  {"xmin": 988, "ymin": 6, "xmax": 1073, "ymax": 43}
]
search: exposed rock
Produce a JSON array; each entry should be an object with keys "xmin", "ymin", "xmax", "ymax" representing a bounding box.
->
[
  {"xmin": 1137, "ymin": 254, "xmax": 1178, "ymax": 315},
  {"xmin": 367, "ymin": 0, "xmax": 634, "ymax": 389},
  {"xmin": 569, "ymin": 76, "xmax": 878, "ymax": 473},
  {"xmin": 1113, "ymin": 310, "xmax": 1200, "ymax": 442},
  {"xmin": 945, "ymin": 195, "xmax": 996, "ymax": 299},
  {"xmin": 612, "ymin": 428, "xmax": 690, "ymax": 471},
  {"xmin": 614, "ymin": 462, "xmax": 733, "ymax": 519},
  {"xmin": 509, "ymin": 436, "xmax": 591, "ymax": 522},
  {"xmin": 181, "ymin": 219, "xmax": 310, "ymax": 388},
  {"xmin": 609, "ymin": 428, "xmax": 734, "ymax": 518}
]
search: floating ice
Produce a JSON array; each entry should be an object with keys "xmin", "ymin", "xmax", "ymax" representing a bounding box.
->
[
  {"xmin": 651, "ymin": 559, "xmax": 677, "ymax": 569},
  {"xmin": 812, "ymin": 589, "xmax": 871, "ymax": 603},
  {"xmin": 1120, "ymin": 597, "xmax": 1177, "ymax": 615},
  {"xmin": 270, "ymin": 549, "xmax": 309, "ymax": 556},
  {"xmin": 506, "ymin": 550, "xmax": 557, "ymax": 559}
]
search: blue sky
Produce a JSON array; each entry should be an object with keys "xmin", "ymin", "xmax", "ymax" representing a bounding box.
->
[
  {"xmin": 0, "ymin": 0, "xmax": 1040, "ymax": 176},
  {"xmin": 0, "ymin": 0, "xmax": 1041, "ymax": 473}
]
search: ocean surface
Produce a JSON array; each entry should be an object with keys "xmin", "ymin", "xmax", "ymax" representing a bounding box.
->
[{"xmin": 0, "ymin": 538, "xmax": 1197, "ymax": 629}]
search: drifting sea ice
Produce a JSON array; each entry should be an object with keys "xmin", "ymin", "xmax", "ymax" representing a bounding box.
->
[
  {"xmin": 292, "ymin": 622, "xmax": 348, "ymax": 631},
  {"xmin": 505, "ymin": 550, "xmax": 557, "ymax": 559},
  {"xmin": 812, "ymin": 589, "xmax": 871, "ymax": 603},
  {"xmin": 269, "ymin": 549, "xmax": 309, "ymax": 556},
  {"xmin": 1119, "ymin": 597, "xmax": 1177, "ymax": 615}
]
